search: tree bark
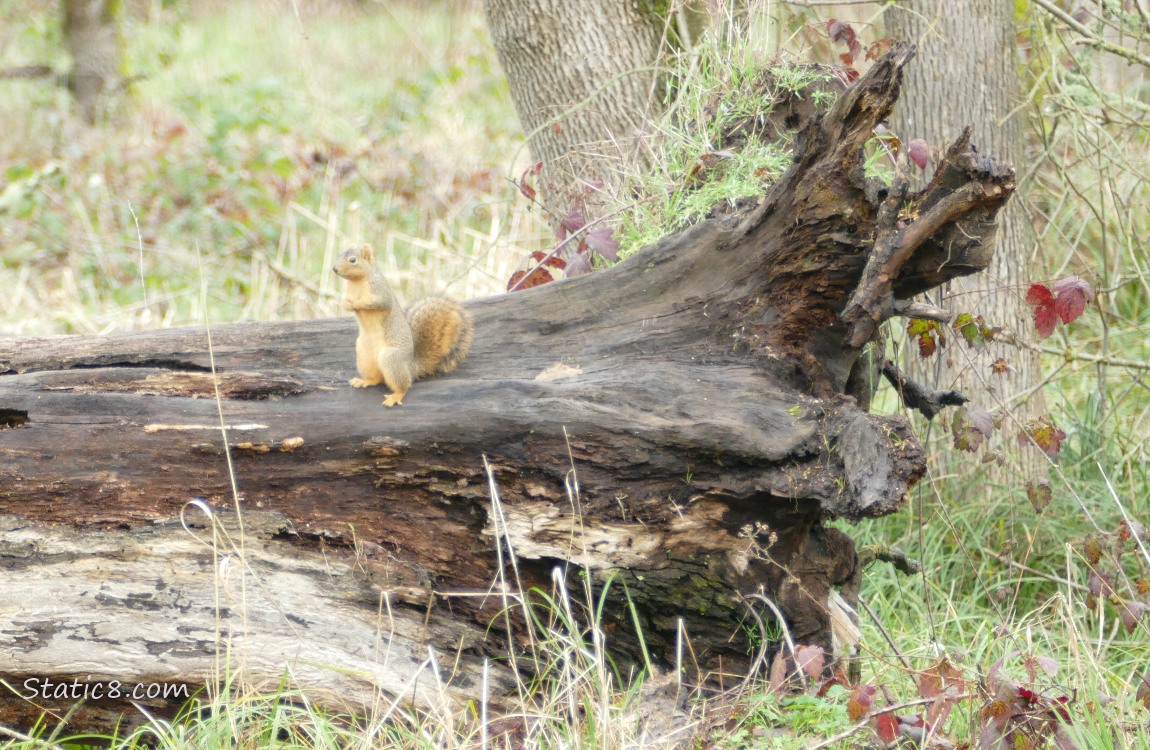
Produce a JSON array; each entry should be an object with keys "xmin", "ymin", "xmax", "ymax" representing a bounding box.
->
[
  {"xmin": 884, "ymin": 1, "xmax": 1046, "ymax": 466},
  {"xmin": 0, "ymin": 45, "xmax": 1014, "ymax": 732},
  {"xmin": 484, "ymin": 0, "xmax": 665, "ymax": 213},
  {"xmin": 63, "ymin": 0, "xmax": 123, "ymax": 123}
]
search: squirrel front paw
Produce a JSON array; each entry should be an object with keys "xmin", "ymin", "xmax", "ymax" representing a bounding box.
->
[
  {"xmin": 382, "ymin": 392, "xmax": 405, "ymax": 407},
  {"xmin": 349, "ymin": 377, "xmax": 376, "ymax": 388}
]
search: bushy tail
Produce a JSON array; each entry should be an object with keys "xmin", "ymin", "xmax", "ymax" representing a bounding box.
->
[{"xmin": 408, "ymin": 297, "xmax": 474, "ymax": 378}]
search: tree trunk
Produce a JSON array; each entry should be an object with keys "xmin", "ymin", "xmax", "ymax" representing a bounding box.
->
[
  {"xmin": 884, "ymin": 1, "xmax": 1046, "ymax": 468},
  {"xmin": 0, "ymin": 46, "xmax": 1014, "ymax": 732},
  {"xmin": 63, "ymin": 0, "xmax": 123, "ymax": 123},
  {"xmin": 483, "ymin": 0, "xmax": 664, "ymax": 214}
]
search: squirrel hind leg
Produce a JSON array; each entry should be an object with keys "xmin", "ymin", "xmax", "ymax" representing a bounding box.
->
[{"xmin": 377, "ymin": 346, "xmax": 414, "ymax": 408}]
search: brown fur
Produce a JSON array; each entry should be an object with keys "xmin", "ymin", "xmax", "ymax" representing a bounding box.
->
[{"xmin": 333, "ymin": 244, "xmax": 472, "ymax": 407}]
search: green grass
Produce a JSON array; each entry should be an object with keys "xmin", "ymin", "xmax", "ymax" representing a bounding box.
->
[{"xmin": 0, "ymin": 0, "xmax": 544, "ymax": 337}]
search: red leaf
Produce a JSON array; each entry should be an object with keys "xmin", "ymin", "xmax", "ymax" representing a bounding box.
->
[
  {"xmin": 584, "ymin": 225, "xmax": 620, "ymax": 262},
  {"xmin": 769, "ymin": 650, "xmax": 788, "ymax": 693},
  {"xmin": 507, "ymin": 265, "xmax": 555, "ymax": 292},
  {"xmin": 1136, "ymin": 672, "xmax": 1150, "ymax": 709},
  {"xmin": 990, "ymin": 357, "xmax": 1011, "ymax": 374},
  {"xmin": 1122, "ymin": 601, "xmax": 1147, "ymax": 633},
  {"xmin": 1053, "ymin": 276, "xmax": 1093, "ymax": 324},
  {"xmin": 517, "ymin": 162, "xmax": 543, "ymax": 203},
  {"xmin": 848, "ymin": 684, "xmax": 876, "ymax": 721},
  {"xmin": 827, "ymin": 18, "xmax": 856, "ymax": 46},
  {"xmin": 874, "ymin": 712, "xmax": 900, "ymax": 743},
  {"xmin": 918, "ymin": 658, "xmax": 966, "ymax": 699},
  {"xmin": 796, "ymin": 644, "xmax": 826, "ymax": 679},
  {"xmin": 1034, "ymin": 304, "xmax": 1059, "ymax": 338},
  {"xmin": 565, "ymin": 252, "xmax": 592, "ymax": 277},
  {"xmin": 1026, "ymin": 282, "xmax": 1055, "ymax": 307},
  {"xmin": 556, "ymin": 208, "xmax": 585, "ymax": 241},
  {"xmin": 832, "ymin": 66, "xmax": 860, "ymax": 85},
  {"xmin": 865, "ymin": 38, "xmax": 895, "ymax": 61},
  {"xmin": 907, "ymin": 139, "xmax": 929, "ymax": 170},
  {"xmin": 529, "ymin": 250, "xmax": 566, "ymax": 270}
]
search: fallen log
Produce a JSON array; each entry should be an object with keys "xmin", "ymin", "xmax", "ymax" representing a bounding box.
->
[{"xmin": 0, "ymin": 43, "xmax": 1014, "ymax": 730}]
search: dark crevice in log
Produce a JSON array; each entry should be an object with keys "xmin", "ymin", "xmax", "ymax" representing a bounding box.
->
[
  {"xmin": 0, "ymin": 409, "xmax": 28, "ymax": 428},
  {"xmin": 1, "ymin": 356, "xmax": 213, "ymax": 376}
]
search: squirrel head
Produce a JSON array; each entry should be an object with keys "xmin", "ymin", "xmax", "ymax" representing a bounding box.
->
[{"xmin": 333, "ymin": 244, "xmax": 375, "ymax": 280}]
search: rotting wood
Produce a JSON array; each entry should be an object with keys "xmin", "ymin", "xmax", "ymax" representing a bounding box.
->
[{"xmin": 0, "ymin": 43, "xmax": 1014, "ymax": 731}]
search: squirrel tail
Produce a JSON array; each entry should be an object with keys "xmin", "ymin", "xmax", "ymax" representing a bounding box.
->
[{"xmin": 408, "ymin": 297, "xmax": 474, "ymax": 378}]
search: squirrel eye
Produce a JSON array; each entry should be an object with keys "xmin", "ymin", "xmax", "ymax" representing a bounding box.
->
[{"xmin": 348, "ymin": 257, "xmax": 357, "ymax": 263}]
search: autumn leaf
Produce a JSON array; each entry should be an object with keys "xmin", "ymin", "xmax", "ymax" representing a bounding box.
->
[
  {"xmin": 517, "ymin": 161, "xmax": 543, "ymax": 202},
  {"xmin": 990, "ymin": 357, "xmax": 1011, "ymax": 374},
  {"xmin": 1053, "ymin": 276, "xmax": 1094, "ymax": 323},
  {"xmin": 796, "ymin": 643, "xmax": 826, "ymax": 679},
  {"xmin": 951, "ymin": 405, "xmax": 993, "ymax": 452},
  {"xmin": 1084, "ymin": 533, "xmax": 1104, "ymax": 565},
  {"xmin": 827, "ymin": 18, "xmax": 856, "ymax": 46},
  {"xmin": 873, "ymin": 712, "xmax": 900, "ymax": 744},
  {"xmin": 1026, "ymin": 278, "xmax": 1093, "ymax": 338},
  {"xmin": 507, "ymin": 265, "xmax": 555, "ymax": 292},
  {"xmin": 1017, "ymin": 415, "xmax": 1067, "ymax": 457},
  {"xmin": 1088, "ymin": 571, "xmax": 1114, "ymax": 600},
  {"xmin": 954, "ymin": 313, "xmax": 1002, "ymax": 348},
  {"xmin": 848, "ymin": 684, "xmax": 876, "ymax": 721},
  {"xmin": 556, "ymin": 208, "xmax": 585, "ymax": 241},
  {"xmin": 529, "ymin": 250, "xmax": 566, "ymax": 270},
  {"xmin": 907, "ymin": 139, "xmax": 929, "ymax": 170},
  {"xmin": 918, "ymin": 658, "xmax": 966, "ymax": 699},
  {"xmin": 908, "ymin": 318, "xmax": 945, "ymax": 357},
  {"xmin": 1122, "ymin": 601, "xmax": 1147, "ymax": 634},
  {"xmin": 1026, "ymin": 478, "xmax": 1053, "ymax": 514},
  {"xmin": 1136, "ymin": 672, "xmax": 1150, "ymax": 710},
  {"xmin": 565, "ymin": 252, "xmax": 592, "ymax": 277},
  {"xmin": 1026, "ymin": 282, "xmax": 1055, "ymax": 307},
  {"xmin": 865, "ymin": 38, "xmax": 895, "ymax": 61},
  {"xmin": 584, "ymin": 224, "xmax": 620, "ymax": 262},
  {"xmin": 769, "ymin": 650, "xmax": 788, "ymax": 693}
]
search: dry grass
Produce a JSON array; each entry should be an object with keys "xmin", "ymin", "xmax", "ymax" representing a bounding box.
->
[{"xmin": 0, "ymin": 0, "xmax": 546, "ymax": 337}]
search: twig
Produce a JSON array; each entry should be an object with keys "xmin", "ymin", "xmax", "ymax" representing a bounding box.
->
[
  {"xmin": 1032, "ymin": 0, "xmax": 1150, "ymax": 70},
  {"xmin": 859, "ymin": 596, "xmax": 912, "ymax": 671},
  {"xmin": 1021, "ymin": 341, "xmax": 1150, "ymax": 372}
]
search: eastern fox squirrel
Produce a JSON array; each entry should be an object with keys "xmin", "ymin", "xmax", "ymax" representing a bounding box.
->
[{"xmin": 332, "ymin": 244, "xmax": 472, "ymax": 407}]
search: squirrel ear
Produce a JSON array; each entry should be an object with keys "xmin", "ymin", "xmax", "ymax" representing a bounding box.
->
[{"xmin": 359, "ymin": 244, "xmax": 375, "ymax": 261}]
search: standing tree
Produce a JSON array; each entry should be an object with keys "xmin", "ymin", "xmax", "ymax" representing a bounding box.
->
[
  {"xmin": 883, "ymin": 1, "xmax": 1046, "ymax": 469},
  {"xmin": 63, "ymin": 0, "xmax": 124, "ymax": 122}
]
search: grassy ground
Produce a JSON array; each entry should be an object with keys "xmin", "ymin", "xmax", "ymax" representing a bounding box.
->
[
  {"xmin": 3, "ymin": 1, "xmax": 1150, "ymax": 748},
  {"xmin": 0, "ymin": 0, "xmax": 542, "ymax": 337}
]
